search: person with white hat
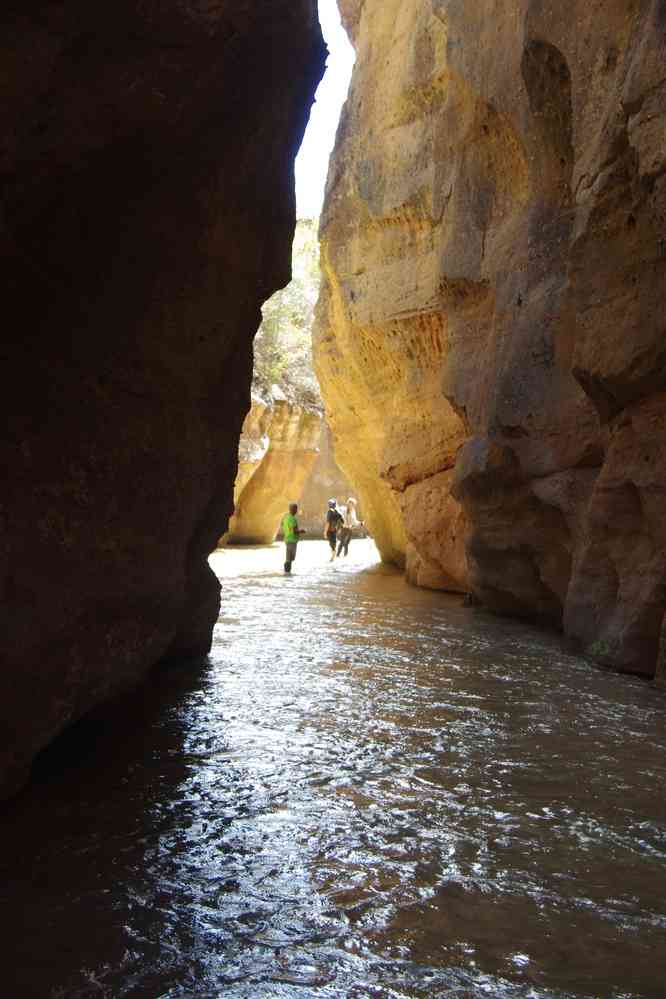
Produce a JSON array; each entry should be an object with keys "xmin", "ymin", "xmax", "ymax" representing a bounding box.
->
[{"xmin": 337, "ymin": 497, "xmax": 362, "ymax": 557}]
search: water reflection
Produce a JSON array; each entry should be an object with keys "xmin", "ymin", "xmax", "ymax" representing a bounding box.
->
[{"xmin": 2, "ymin": 540, "xmax": 666, "ymax": 998}]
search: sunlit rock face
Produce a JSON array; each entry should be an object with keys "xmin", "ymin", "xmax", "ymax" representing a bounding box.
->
[
  {"xmin": 316, "ymin": 0, "xmax": 665, "ymax": 672},
  {"xmin": 0, "ymin": 2, "xmax": 325, "ymax": 797},
  {"xmin": 222, "ymin": 401, "xmax": 354, "ymax": 545},
  {"xmin": 221, "ymin": 394, "xmax": 322, "ymax": 545},
  {"xmin": 297, "ymin": 424, "xmax": 357, "ymax": 536}
]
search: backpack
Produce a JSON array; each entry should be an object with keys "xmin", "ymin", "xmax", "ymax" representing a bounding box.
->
[{"xmin": 325, "ymin": 507, "xmax": 343, "ymax": 534}]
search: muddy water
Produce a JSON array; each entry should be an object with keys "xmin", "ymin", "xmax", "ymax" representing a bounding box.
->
[{"xmin": 3, "ymin": 540, "xmax": 666, "ymax": 999}]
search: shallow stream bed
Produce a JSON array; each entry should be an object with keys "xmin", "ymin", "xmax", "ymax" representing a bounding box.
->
[{"xmin": 3, "ymin": 540, "xmax": 666, "ymax": 998}]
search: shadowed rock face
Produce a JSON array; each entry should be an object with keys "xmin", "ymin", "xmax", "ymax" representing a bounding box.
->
[
  {"xmin": 0, "ymin": 2, "xmax": 325, "ymax": 797},
  {"xmin": 316, "ymin": 1, "xmax": 666, "ymax": 674}
]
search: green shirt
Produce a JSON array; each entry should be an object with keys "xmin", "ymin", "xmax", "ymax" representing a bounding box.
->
[{"xmin": 282, "ymin": 512, "xmax": 299, "ymax": 543}]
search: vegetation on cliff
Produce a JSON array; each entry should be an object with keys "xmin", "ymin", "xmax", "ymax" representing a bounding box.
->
[{"xmin": 253, "ymin": 218, "xmax": 322, "ymax": 407}]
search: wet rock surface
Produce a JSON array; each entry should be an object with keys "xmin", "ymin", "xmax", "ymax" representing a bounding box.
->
[
  {"xmin": 315, "ymin": 0, "xmax": 666, "ymax": 676},
  {"xmin": 2, "ymin": 547, "xmax": 666, "ymax": 997},
  {"xmin": 0, "ymin": 1, "xmax": 325, "ymax": 798}
]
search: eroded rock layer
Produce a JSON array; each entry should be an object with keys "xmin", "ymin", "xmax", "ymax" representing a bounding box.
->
[
  {"xmin": 297, "ymin": 424, "xmax": 357, "ymax": 536},
  {"xmin": 316, "ymin": 1, "xmax": 665, "ymax": 672},
  {"xmin": 221, "ymin": 400, "xmax": 355, "ymax": 544},
  {"xmin": 221, "ymin": 394, "xmax": 322, "ymax": 544},
  {"xmin": 0, "ymin": 2, "xmax": 325, "ymax": 797}
]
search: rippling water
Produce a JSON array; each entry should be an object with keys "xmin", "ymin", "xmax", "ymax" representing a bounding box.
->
[{"xmin": 3, "ymin": 540, "xmax": 666, "ymax": 998}]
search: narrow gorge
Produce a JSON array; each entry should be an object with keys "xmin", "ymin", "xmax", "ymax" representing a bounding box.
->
[
  {"xmin": 3, "ymin": 3, "xmax": 666, "ymax": 995},
  {"xmin": 2, "ymin": 0, "xmax": 665, "ymax": 800},
  {"xmin": 220, "ymin": 216, "xmax": 354, "ymax": 547},
  {"xmin": 315, "ymin": 0, "xmax": 666, "ymax": 680}
]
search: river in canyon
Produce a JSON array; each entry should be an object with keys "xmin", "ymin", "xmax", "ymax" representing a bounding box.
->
[{"xmin": 3, "ymin": 540, "xmax": 666, "ymax": 998}]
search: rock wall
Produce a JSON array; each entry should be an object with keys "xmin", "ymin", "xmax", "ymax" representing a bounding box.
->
[
  {"xmin": 221, "ymin": 400, "xmax": 354, "ymax": 544},
  {"xmin": 297, "ymin": 424, "xmax": 357, "ymax": 535},
  {"xmin": 222, "ymin": 394, "xmax": 322, "ymax": 544},
  {"xmin": 0, "ymin": 2, "xmax": 325, "ymax": 798},
  {"xmin": 316, "ymin": 1, "xmax": 666, "ymax": 673}
]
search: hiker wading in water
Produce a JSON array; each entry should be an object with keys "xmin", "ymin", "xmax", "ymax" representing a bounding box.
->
[
  {"xmin": 281, "ymin": 502, "xmax": 305, "ymax": 574},
  {"xmin": 324, "ymin": 498, "xmax": 344, "ymax": 562},
  {"xmin": 337, "ymin": 497, "xmax": 362, "ymax": 558}
]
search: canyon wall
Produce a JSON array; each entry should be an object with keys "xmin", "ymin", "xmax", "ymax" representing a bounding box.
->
[
  {"xmin": 0, "ymin": 2, "xmax": 325, "ymax": 798},
  {"xmin": 316, "ymin": 1, "xmax": 666, "ymax": 674},
  {"xmin": 221, "ymin": 400, "xmax": 355, "ymax": 544},
  {"xmin": 297, "ymin": 424, "xmax": 357, "ymax": 536},
  {"xmin": 221, "ymin": 394, "xmax": 322, "ymax": 544}
]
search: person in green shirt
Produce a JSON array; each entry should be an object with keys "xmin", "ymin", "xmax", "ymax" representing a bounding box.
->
[{"xmin": 281, "ymin": 502, "xmax": 306, "ymax": 574}]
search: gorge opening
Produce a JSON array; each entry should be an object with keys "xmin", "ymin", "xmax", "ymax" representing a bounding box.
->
[{"xmin": 218, "ymin": 0, "xmax": 357, "ymax": 552}]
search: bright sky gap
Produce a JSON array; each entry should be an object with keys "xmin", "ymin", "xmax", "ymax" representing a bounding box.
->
[{"xmin": 295, "ymin": 0, "xmax": 355, "ymax": 220}]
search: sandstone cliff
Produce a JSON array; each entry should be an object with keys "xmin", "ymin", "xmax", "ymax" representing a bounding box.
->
[
  {"xmin": 221, "ymin": 399, "xmax": 355, "ymax": 544},
  {"xmin": 297, "ymin": 424, "xmax": 357, "ymax": 536},
  {"xmin": 221, "ymin": 393, "xmax": 322, "ymax": 544},
  {"xmin": 316, "ymin": 1, "xmax": 665, "ymax": 675},
  {"xmin": 0, "ymin": 2, "xmax": 325, "ymax": 798}
]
